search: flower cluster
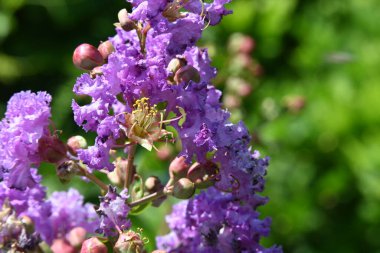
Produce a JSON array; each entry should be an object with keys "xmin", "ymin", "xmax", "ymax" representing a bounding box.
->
[
  {"xmin": 0, "ymin": 92, "xmax": 99, "ymax": 251},
  {"xmin": 157, "ymin": 188, "xmax": 282, "ymax": 252},
  {"xmin": 1, "ymin": 0, "xmax": 282, "ymax": 252}
]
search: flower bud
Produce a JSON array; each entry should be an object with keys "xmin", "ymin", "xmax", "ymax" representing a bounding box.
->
[
  {"xmin": 98, "ymin": 40, "xmax": 115, "ymax": 61},
  {"xmin": 56, "ymin": 160, "xmax": 81, "ymax": 183},
  {"xmin": 81, "ymin": 237, "xmax": 107, "ymax": 253},
  {"xmin": 73, "ymin": 43, "xmax": 104, "ymax": 71},
  {"xmin": 169, "ymin": 156, "xmax": 189, "ymax": 180},
  {"xmin": 167, "ymin": 58, "xmax": 187, "ymax": 76},
  {"xmin": 118, "ymin": 9, "xmax": 136, "ymax": 31},
  {"xmin": 67, "ymin": 135, "xmax": 87, "ymax": 155},
  {"xmin": 67, "ymin": 227, "xmax": 87, "ymax": 249},
  {"xmin": 20, "ymin": 215, "xmax": 34, "ymax": 234},
  {"xmin": 38, "ymin": 135, "xmax": 67, "ymax": 164},
  {"xmin": 114, "ymin": 230, "xmax": 145, "ymax": 253},
  {"xmin": 173, "ymin": 178, "xmax": 195, "ymax": 199},
  {"xmin": 156, "ymin": 145, "xmax": 172, "ymax": 160},
  {"xmin": 174, "ymin": 65, "xmax": 201, "ymax": 84},
  {"xmin": 51, "ymin": 239, "xmax": 76, "ymax": 253},
  {"xmin": 144, "ymin": 176, "xmax": 162, "ymax": 193},
  {"xmin": 187, "ymin": 161, "xmax": 218, "ymax": 189}
]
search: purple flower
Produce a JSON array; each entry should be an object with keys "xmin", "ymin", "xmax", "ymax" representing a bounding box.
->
[
  {"xmin": 0, "ymin": 91, "xmax": 51, "ymax": 190},
  {"xmin": 96, "ymin": 187, "xmax": 130, "ymax": 237},
  {"xmin": 156, "ymin": 188, "xmax": 282, "ymax": 253}
]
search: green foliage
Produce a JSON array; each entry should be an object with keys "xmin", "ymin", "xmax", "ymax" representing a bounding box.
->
[{"xmin": 1, "ymin": 0, "xmax": 380, "ymax": 252}]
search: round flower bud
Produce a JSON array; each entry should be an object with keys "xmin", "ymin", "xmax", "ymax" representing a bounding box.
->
[
  {"xmin": 156, "ymin": 145, "xmax": 172, "ymax": 160},
  {"xmin": 169, "ymin": 156, "xmax": 189, "ymax": 180},
  {"xmin": 51, "ymin": 239, "xmax": 76, "ymax": 253},
  {"xmin": 174, "ymin": 65, "xmax": 201, "ymax": 84},
  {"xmin": 145, "ymin": 176, "xmax": 162, "ymax": 193},
  {"xmin": 38, "ymin": 135, "xmax": 67, "ymax": 164},
  {"xmin": 56, "ymin": 160, "xmax": 81, "ymax": 183},
  {"xmin": 187, "ymin": 161, "xmax": 218, "ymax": 189},
  {"xmin": 167, "ymin": 58, "xmax": 187, "ymax": 75},
  {"xmin": 118, "ymin": 9, "xmax": 136, "ymax": 31},
  {"xmin": 73, "ymin": 43, "xmax": 104, "ymax": 71},
  {"xmin": 67, "ymin": 227, "xmax": 87, "ymax": 249},
  {"xmin": 20, "ymin": 215, "xmax": 34, "ymax": 234},
  {"xmin": 114, "ymin": 230, "xmax": 145, "ymax": 253},
  {"xmin": 81, "ymin": 237, "xmax": 107, "ymax": 253},
  {"xmin": 67, "ymin": 135, "xmax": 87, "ymax": 155},
  {"xmin": 172, "ymin": 178, "xmax": 195, "ymax": 199},
  {"xmin": 98, "ymin": 40, "xmax": 115, "ymax": 61}
]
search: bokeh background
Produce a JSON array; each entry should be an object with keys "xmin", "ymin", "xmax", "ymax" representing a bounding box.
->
[{"xmin": 1, "ymin": 0, "xmax": 380, "ymax": 252}]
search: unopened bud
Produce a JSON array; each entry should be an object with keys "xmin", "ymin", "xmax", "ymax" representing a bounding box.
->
[
  {"xmin": 114, "ymin": 230, "xmax": 145, "ymax": 253},
  {"xmin": 67, "ymin": 135, "xmax": 87, "ymax": 155},
  {"xmin": 81, "ymin": 237, "xmax": 107, "ymax": 253},
  {"xmin": 20, "ymin": 215, "xmax": 34, "ymax": 234},
  {"xmin": 56, "ymin": 160, "xmax": 81, "ymax": 183},
  {"xmin": 67, "ymin": 227, "xmax": 87, "ymax": 249},
  {"xmin": 167, "ymin": 58, "xmax": 187, "ymax": 76},
  {"xmin": 73, "ymin": 43, "xmax": 104, "ymax": 71},
  {"xmin": 174, "ymin": 65, "xmax": 201, "ymax": 84},
  {"xmin": 169, "ymin": 156, "xmax": 189, "ymax": 180},
  {"xmin": 98, "ymin": 40, "xmax": 115, "ymax": 61},
  {"xmin": 117, "ymin": 9, "xmax": 136, "ymax": 31},
  {"xmin": 145, "ymin": 176, "xmax": 162, "ymax": 193},
  {"xmin": 38, "ymin": 135, "xmax": 67, "ymax": 164},
  {"xmin": 173, "ymin": 178, "xmax": 195, "ymax": 199},
  {"xmin": 156, "ymin": 145, "xmax": 172, "ymax": 160},
  {"xmin": 51, "ymin": 239, "xmax": 76, "ymax": 253},
  {"xmin": 187, "ymin": 161, "xmax": 218, "ymax": 189}
]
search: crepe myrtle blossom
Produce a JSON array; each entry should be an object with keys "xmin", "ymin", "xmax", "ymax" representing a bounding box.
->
[{"xmin": 1, "ymin": 0, "xmax": 282, "ymax": 251}]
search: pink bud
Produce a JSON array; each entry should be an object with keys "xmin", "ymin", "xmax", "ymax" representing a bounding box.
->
[
  {"xmin": 51, "ymin": 239, "xmax": 76, "ymax": 253},
  {"xmin": 156, "ymin": 145, "xmax": 172, "ymax": 160},
  {"xmin": 67, "ymin": 227, "xmax": 87, "ymax": 249},
  {"xmin": 169, "ymin": 156, "xmax": 189, "ymax": 180},
  {"xmin": 73, "ymin": 43, "xmax": 104, "ymax": 71},
  {"xmin": 81, "ymin": 237, "xmax": 107, "ymax": 253},
  {"xmin": 98, "ymin": 40, "xmax": 115, "ymax": 61},
  {"xmin": 67, "ymin": 135, "xmax": 87, "ymax": 155},
  {"xmin": 38, "ymin": 135, "xmax": 67, "ymax": 164},
  {"xmin": 152, "ymin": 251, "xmax": 167, "ymax": 253}
]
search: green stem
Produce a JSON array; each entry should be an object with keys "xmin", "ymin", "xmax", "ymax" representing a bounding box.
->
[
  {"xmin": 125, "ymin": 144, "xmax": 137, "ymax": 189},
  {"xmin": 77, "ymin": 163, "xmax": 108, "ymax": 192},
  {"xmin": 128, "ymin": 189, "xmax": 166, "ymax": 207}
]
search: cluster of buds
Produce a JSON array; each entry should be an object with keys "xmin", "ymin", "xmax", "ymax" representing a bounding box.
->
[
  {"xmin": 166, "ymin": 157, "xmax": 219, "ymax": 200},
  {"xmin": 50, "ymin": 227, "xmax": 88, "ymax": 253},
  {"xmin": 79, "ymin": 230, "xmax": 148, "ymax": 253},
  {"xmin": 72, "ymin": 40, "xmax": 115, "ymax": 77}
]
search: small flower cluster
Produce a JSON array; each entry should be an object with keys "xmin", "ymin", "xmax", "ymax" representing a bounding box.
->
[{"xmin": 0, "ymin": 0, "xmax": 282, "ymax": 252}]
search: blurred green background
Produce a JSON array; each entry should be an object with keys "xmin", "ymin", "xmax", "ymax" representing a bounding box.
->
[{"xmin": 1, "ymin": 0, "xmax": 380, "ymax": 252}]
